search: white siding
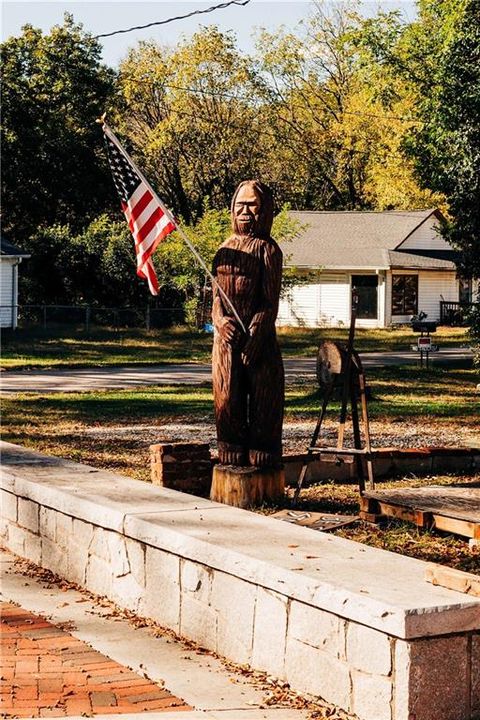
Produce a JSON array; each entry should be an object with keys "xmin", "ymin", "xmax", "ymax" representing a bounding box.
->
[
  {"xmin": 319, "ymin": 274, "xmax": 350, "ymax": 326},
  {"xmin": 0, "ymin": 259, "xmax": 15, "ymax": 328},
  {"xmin": 418, "ymin": 270, "xmax": 458, "ymax": 320},
  {"xmin": 397, "ymin": 215, "xmax": 451, "ymax": 251},
  {"xmin": 277, "ymin": 283, "xmax": 320, "ymax": 327},
  {"xmin": 277, "ymin": 273, "xmax": 350, "ymax": 327}
]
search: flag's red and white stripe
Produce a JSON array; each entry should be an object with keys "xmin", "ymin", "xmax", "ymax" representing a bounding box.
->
[{"xmin": 122, "ymin": 184, "xmax": 176, "ymax": 295}]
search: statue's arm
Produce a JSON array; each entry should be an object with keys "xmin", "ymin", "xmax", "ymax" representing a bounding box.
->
[
  {"xmin": 212, "ymin": 274, "xmax": 243, "ymax": 347},
  {"xmin": 242, "ymin": 241, "xmax": 282, "ymax": 366}
]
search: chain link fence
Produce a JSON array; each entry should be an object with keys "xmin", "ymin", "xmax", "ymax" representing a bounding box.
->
[{"xmin": 1, "ymin": 304, "xmax": 187, "ymax": 331}]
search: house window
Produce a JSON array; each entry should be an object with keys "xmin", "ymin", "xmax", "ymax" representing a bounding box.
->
[
  {"xmin": 392, "ymin": 274, "xmax": 418, "ymax": 315},
  {"xmin": 352, "ymin": 275, "xmax": 378, "ymax": 319},
  {"xmin": 459, "ymin": 277, "xmax": 472, "ymax": 304}
]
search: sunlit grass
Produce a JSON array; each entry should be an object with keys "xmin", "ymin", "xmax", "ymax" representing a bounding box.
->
[{"xmin": 1, "ymin": 324, "xmax": 471, "ymax": 369}]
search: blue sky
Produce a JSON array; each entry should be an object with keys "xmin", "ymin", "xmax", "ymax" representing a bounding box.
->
[{"xmin": 2, "ymin": 1, "xmax": 417, "ymax": 67}]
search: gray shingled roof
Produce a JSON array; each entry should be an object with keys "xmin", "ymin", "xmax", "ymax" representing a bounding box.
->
[
  {"xmin": 1, "ymin": 236, "xmax": 30, "ymax": 258},
  {"xmin": 284, "ymin": 209, "xmax": 456, "ymax": 270}
]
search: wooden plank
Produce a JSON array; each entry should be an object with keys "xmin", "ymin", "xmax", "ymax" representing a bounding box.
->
[
  {"xmin": 433, "ymin": 514, "xmax": 480, "ymax": 540},
  {"xmin": 363, "ymin": 484, "xmax": 480, "ymax": 523},
  {"xmin": 425, "ymin": 564, "xmax": 480, "ymax": 597},
  {"xmin": 318, "ymin": 453, "xmax": 355, "ymax": 465},
  {"xmin": 376, "ymin": 501, "xmax": 434, "ymax": 528},
  {"xmin": 311, "ymin": 446, "xmax": 368, "ymax": 455}
]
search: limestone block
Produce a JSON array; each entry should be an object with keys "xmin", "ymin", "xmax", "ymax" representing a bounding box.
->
[
  {"xmin": 180, "ymin": 594, "xmax": 217, "ymax": 650},
  {"xmin": 140, "ymin": 546, "xmax": 180, "ymax": 632},
  {"xmin": 125, "ymin": 538, "xmax": 145, "ymax": 588},
  {"xmin": 211, "ymin": 571, "xmax": 256, "ymax": 665},
  {"xmin": 285, "ymin": 635, "xmax": 351, "ymax": 711},
  {"xmin": 66, "ymin": 544, "xmax": 89, "ymax": 586},
  {"xmin": 472, "ymin": 633, "xmax": 480, "ymax": 718},
  {"xmin": 17, "ymin": 498, "xmax": 39, "ymax": 533},
  {"xmin": 346, "ymin": 622, "xmax": 392, "ymax": 676},
  {"xmin": 0, "ymin": 517, "xmax": 9, "ymax": 541},
  {"xmin": 24, "ymin": 530, "xmax": 42, "ymax": 565},
  {"xmin": 39, "ymin": 506, "xmax": 56, "ymax": 541},
  {"xmin": 89, "ymin": 526, "xmax": 110, "ymax": 561},
  {"xmin": 66, "ymin": 519, "xmax": 94, "ymax": 585},
  {"xmin": 351, "ymin": 670, "xmax": 392, "ymax": 720},
  {"xmin": 7, "ymin": 524, "xmax": 26, "ymax": 557},
  {"xmin": 106, "ymin": 532, "xmax": 130, "ymax": 578},
  {"xmin": 86, "ymin": 553, "xmax": 113, "ymax": 597},
  {"xmin": 111, "ymin": 572, "xmax": 144, "ymax": 612},
  {"xmin": 72, "ymin": 518, "xmax": 94, "ymax": 549},
  {"xmin": 251, "ymin": 587, "xmax": 288, "ymax": 678},
  {"xmin": 41, "ymin": 537, "xmax": 67, "ymax": 577},
  {"xmin": 288, "ymin": 600, "xmax": 346, "ymax": 660},
  {"xmin": 1, "ymin": 490, "xmax": 17, "ymax": 522},
  {"xmin": 394, "ymin": 635, "xmax": 470, "ymax": 720},
  {"xmin": 55, "ymin": 512, "xmax": 73, "ymax": 548},
  {"xmin": 181, "ymin": 559, "xmax": 212, "ymax": 604}
]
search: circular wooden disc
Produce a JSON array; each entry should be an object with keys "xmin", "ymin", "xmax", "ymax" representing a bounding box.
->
[
  {"xmin": 316, "ymin": 341, "xmax": 361, "ymax": 387},
  {"xmin": 316, "ymin": 341, "xmax": 344, "ymax": 387}
]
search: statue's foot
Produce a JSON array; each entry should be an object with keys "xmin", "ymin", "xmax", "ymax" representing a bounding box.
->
[
  {"xmin": 249, "ymin": 449, "xmax": 281, "ymax": 469},
  {"xmin": 218, "ymin": 443, "xmax": 248, "ymax": 466}
]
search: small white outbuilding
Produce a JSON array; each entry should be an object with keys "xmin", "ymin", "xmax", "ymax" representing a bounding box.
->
[
  {"xmin": 1, "ymin": 236, "xmax": 30, "ymax": 329},
  {"xmin": 278, "ymin": 209, "xmax": 474, "ymax": 328}
]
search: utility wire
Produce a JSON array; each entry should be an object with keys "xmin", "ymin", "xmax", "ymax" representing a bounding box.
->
[{"xmin": 94, "ymin": 0, "xmax": 251, "ymax": 39}]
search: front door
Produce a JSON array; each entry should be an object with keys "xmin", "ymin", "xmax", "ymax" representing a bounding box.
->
[{"xmin": 351, "ymin": 275, "xmax": 378, "ymax": 320}]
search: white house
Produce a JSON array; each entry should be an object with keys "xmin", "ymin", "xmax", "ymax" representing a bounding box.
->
[
  {"xmin": 277, "ymin": 209, "xmax": 473, "ymax": 328},
  {"xmin": 1, "ymin": 236, "xmax": 30, "ymax": 329}
]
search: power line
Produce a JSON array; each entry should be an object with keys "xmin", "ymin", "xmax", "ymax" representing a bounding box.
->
[{"xmin": 94, "ymin": 0, "xmax": 251, "ymax": 39}]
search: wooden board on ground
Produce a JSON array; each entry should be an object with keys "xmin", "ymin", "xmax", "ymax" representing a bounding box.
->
[
  {"xmin": 272, "ymin": 509, "xmax": 358, "ymax": 532},
  {"xmin": 425, "ymin": 564, "xmax": 480, "ymax": 597},
  {"xmin": 360, "ymin": 482, "xmax": 480, "ymax": 539}
]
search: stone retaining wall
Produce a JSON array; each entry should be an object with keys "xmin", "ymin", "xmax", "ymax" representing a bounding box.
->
[{"xmin": 1, "ymin": 441, "xmax": 479, "ymax": 720}]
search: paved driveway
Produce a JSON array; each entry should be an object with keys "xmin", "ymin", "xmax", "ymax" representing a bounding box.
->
[{"xmin": 0, "ymin": 348, "xmax": 472, "ymax": 394}]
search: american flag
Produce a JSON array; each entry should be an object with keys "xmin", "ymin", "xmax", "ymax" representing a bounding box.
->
[{"xmin": 104, "ymin": 128, "xmax": 176, "ymax": 295}]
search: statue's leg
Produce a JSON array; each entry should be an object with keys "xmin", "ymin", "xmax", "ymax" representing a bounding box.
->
[
  {"xmin": 247, "ymin": 343, "xmax": 284, "ymax": 468},
  {"xmin": 212, "ymin": 339, "xmax": 248, "ymax": 466}
]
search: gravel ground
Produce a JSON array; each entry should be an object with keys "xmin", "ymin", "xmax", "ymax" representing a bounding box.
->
[{"xmin": 83, "ymin": 417, "xmax": 479, "ymax": 453}]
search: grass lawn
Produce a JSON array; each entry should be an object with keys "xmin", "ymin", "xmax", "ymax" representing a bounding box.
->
[
  {"xmin": 0, "ymin": 324, "xmax": 471, "ymax": 369},
  {"xmin": 2, "ymin": 365, "xmax": 478, "ymax": 574}
]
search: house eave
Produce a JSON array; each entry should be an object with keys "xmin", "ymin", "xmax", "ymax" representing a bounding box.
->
[{"xmin": 284, "ymin": 264, "xmax": 389, "ymax": 271}]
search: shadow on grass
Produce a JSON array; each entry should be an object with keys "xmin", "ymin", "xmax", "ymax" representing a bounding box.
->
[
  {"xmin": 285, "ymin": 365, "xmax": 479, "ymax": 419},
  {"xmin": 2, "ymin": 386, "xmax": 214, "ymax": 425}
]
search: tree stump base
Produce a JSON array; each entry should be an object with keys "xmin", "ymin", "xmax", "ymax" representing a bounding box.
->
[{"xmin": 210, "ymin": 464, "xmax": 285, "ymax": 508}]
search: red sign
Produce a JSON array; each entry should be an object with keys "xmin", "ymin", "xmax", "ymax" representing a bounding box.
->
[{"xmin": 417, "ymin": 336, "xmax": 432, "ymax": 351}]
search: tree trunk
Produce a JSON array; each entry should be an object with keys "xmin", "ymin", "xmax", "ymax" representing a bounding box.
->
[{"xmin": 210, "ymin": 465, "xmax": 285, "ymax": 509}]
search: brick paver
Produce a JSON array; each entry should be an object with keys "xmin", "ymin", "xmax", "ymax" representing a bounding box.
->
[{"xmin": 0, "ymin": 602, "xmax": 192, "ymax": 717}]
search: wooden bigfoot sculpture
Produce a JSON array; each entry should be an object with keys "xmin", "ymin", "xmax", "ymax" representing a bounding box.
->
[{"xmin": 212, "ymin": 180, "xmax": 284, "ymax": 469}]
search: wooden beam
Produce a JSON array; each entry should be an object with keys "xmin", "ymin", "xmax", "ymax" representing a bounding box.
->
[{"xmin": 425, "ymin": 564, "xmax": 480, "ymax": 597}]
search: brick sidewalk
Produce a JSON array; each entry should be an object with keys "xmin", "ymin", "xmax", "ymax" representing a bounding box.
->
[{"xmin": 0, "ymin": 602, "xmax": 192, "ymax": 718}]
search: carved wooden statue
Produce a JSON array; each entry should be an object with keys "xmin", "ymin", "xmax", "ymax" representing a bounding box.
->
[{"xmin": 212, "ymin": 180, "xmax": 284, "ymax": 469}]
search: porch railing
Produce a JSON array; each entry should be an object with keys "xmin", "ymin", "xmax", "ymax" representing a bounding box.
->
[{"xmin": 439, "ymin": 300, "xmax": 475, "ymax": 326}]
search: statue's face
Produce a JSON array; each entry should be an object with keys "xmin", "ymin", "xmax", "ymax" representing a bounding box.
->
[{"xmin": 233, "ymin": 185, "xmax": 261, "ymax": 235}]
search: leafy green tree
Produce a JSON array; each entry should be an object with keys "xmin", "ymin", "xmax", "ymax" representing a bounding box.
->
[
  {"xmin": 116, "ymin": 27, "xmax": 265, "ymax": 223},
  {"xmin": 22, "ymin": 216, "xmax": 144, "ymax": 307},
  {"xmin": 254, "ymin": 5, "xmax": 439, "ymax": 211},
  {"xmin": 357, "ymin": 0, "xmax": 479, "ymax": 340},
  {"xmin": 1, "ymin": 15, "xmax": 115, "ymax": 242},
  {"xmin": 406, "ymin": 0, "xmax": 480, "ymax": 278}
]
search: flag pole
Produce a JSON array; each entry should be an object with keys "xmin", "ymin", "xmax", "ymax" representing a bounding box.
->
[{"xmin": 102, "ymin": 122, "xmax": 247, "ymax": 336}]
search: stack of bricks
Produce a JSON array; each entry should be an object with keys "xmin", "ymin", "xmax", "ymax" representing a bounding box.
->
[{"xmin": 150, "ymin": 441, "xmax": 212, "ymax": 497}]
